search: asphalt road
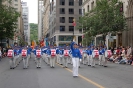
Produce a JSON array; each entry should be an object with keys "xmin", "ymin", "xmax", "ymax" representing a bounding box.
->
[{"xmin": 0, "ymin": 55, "xmax": 133, "ymax": 88}]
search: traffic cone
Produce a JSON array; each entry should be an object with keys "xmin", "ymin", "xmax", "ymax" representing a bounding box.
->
[{"xmin": 131, "ymin": 61, "xmax": 133, "ymax": 65}]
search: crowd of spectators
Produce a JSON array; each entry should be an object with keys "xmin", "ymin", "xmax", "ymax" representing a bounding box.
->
[{"xmin": 108, "ymin": 46, "xmax": 133, "ymax": 65}]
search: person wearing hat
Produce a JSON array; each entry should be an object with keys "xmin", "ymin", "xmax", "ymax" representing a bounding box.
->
[
  {"xmin": 99, "ymin": 46, "xmax": 105, "ymax": 66},
  {"xmin": 50, "ymin": 45, "xmax": 56, "ymax": 68},
  {"xmin": 35, "ymin": 46, "xmax": 43, "ymax": 68},
  {"xmin": 22, "ymin": 46, "xmax": 28, "ymax": 69},
  {"xmin": 82, "ymin": 47, "xmax": 88, "ymax": 65},
  {"xmin": 63, "ymin": 46, "xmax": 69, "ymax": 68},
  {"xmin": 70, "ymin": 42, "xmax": 82, "ymax": 77},
  {"xmin": 46, "ymin": 46, "xmax": 51, "ymax": 65}
]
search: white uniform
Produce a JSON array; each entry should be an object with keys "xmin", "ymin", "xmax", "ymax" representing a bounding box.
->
[
  {"xmin": 50, "ymin": 49, "xmax": 56, "ymax": 68},
  {"xmin": 7, "ymin": 49, "xmax": 15, "ymax": 69},
  {"xmin": 22, "ymin": 49, "xmax": 28, "ymax": 69},
  {"xmin": 63, "ymin": 50, "xmax": 69, "ymax": 67}
]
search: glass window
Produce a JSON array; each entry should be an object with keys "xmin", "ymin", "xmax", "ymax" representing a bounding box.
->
[
  {"xmin": 69, "ymin": 8, "xmax": 74, "ymax": 14},
  {"xmin": 60, "ymin": 26, "xmax": 65, "ymax": 31},
  {"xmin": 60, "ymin": 0, "xmax": 65, "ymax": 5},
  {"xmin": 69, "ymin": 0, "xmax": 74, "ymax": 6},
  {"xmin": 59, "ymin": 36, "xmax": 73, "ymax": 41},
  {"xmin": 60, "ymin": 8, "xmax": 65, "ymax": 14},
  {"xmin": 69, "ymin": 17, "xmax": 74, "ymax": 23},
  {"xmin": 69, "ymin": 26, "xmax": 74, "ymax": 31},
  {"xmin": 60, "ymin": 17, "xmax": 65, "ymax": 23}
]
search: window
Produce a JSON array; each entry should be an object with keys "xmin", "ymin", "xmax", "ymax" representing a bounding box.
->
[
  {"xmin": 15, "ymin": 0, "xmax": 18, "ymax": 2},
  {"xmin": 15, "ymin": 8, "xmax": 18, "ymax": 10},
  {"xmin": 69, "ymin": 0, "xmax": 74, "ymax": 6},
  {"xmin": 15, "ymin": 4, "xmax": 18, "ymax": 6},
  {"xmin": 69, "ymin": 26, "xmax": 74, "ymax": 31},
  {"xmin": 60, "ymin": 0, "xmax": 65, "ymax": 5},
  {"xmin": 69, "ymin": 8, "xmax": 74, "ymax": 14},
  {"xmin": 79, "ymin": 9, "xmax": 82, "ymax": 14},
  {"xmin": 79, "ymin": 0, "xmax": 82, "ymax": 6},
  {"xmin": 60, "ymin": 26, "xmax": 65, "ymax": 31},
  {"xmin": 59, "ymin": 36, "xmax": 73, "ymax": 41},
  {"xmin": 87, "ymin": 5, "xmax": 89, "ymax": 12},
  {"xmin": 91, "ymin": 1, "xmax": 94, "ymax": 10},
  {"xmin": 60, "ymin": 8, "xmax": 65, "ymax": 14},
  {"xmin": 69, "ymin": 17, "xmax": 74, "ymax": 23},
  {"xmin": 60, "ymin": 17, "xmax": 65, "ymax": 23}
]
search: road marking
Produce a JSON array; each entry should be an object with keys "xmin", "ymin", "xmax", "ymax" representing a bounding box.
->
[{"xmin": 57, "ymin": 63, "xmax": 105, "ymax": 88}]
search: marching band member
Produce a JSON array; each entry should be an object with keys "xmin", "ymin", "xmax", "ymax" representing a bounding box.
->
[
  {"xmin": 27, "ymin": 46, "xmax": 32, "ymax": 67},
  {"xmin": 35, "ymin": 46, "xmax": 42, "ymax": 68},
  {"xmin": 50, "ymin": 46, "xmax": 56, "ymax": 68},
  {"xmin": 86, "ymin": 47, "xmax": 91, "ymax": 66},
  {"xmin": 7, "ymin": 47, "xmax": 15, "ymax": 69},
  {"xmin": 63, "ymin": 46, "xmax": 69, "ymax": 68},
  {"xmin": 99, "ymin": 47, "xmax": 105, "ymax": 66},
  {"xmin": 21, "ymin": 47, "xmax": 28, "ymax": 69},
  {"xmin": 103, "ymin": 46, "xmax": 108, "ymax": 67},
  {"xmin": 70, "ymin": 42, "xmax": 82, "ymax": 77},
  {"xmin": 46, "ymin": 47, "xmax": 51, "ymax": 65},
  {"xmin": 56, "ymin": 47, "xmax": 60, "ymax": 64},
  {"xmin": 15, "ymin": 47, "xmax": 20, "ymax": 67},
  {"xmin": 68, "ymin": 49, "xmax": 72, "ymax": 64},
  {"xmin": 82, "ymin": 47, "xmax": 88, "ymax": 65},
  {"xmin": 92, "ymin": 47, "xmax": 98, "ymax": 67},
  {"xmin": 32, "ymin": 46, "xmax": 37, "ymax": 63},
  {"xmin": 79, "ymin": 47, "xmax": 83, "ymax": 68},
  {"xmin": 59, "ymin": 47, "xmax": 64, "ymax": 65}
]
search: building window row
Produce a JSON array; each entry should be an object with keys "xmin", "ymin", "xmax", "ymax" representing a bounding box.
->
[
  {"xmin": 60, "ymin": 26, "xmax": 74, "ymax": 32},
  {"xmin": 60, "ymin": 0, "xmax": 82, "ymax": 6},
  {"xmin": 60, "ymin": 8, "xmax": 82, "ymax": 14},
  {"xmin": 60, "ymin": 17, "xmax": 74, "ymax": 23}
]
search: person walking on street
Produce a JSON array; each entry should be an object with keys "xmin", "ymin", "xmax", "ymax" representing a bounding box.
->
[{"xmin": 70, "ymin": 42, "xmax": 82, "ymax": 78}]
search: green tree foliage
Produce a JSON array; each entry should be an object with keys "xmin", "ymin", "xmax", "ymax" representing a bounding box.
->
[
  {"xmin": 77, "ymin": 0, "xmax": 127, "ymax": 45},
  {"xmin": 30, "ymin": 23, "xmax": 38, "ymax": 42},
  {"xmin": 0, "ymin": 0, "xmax": 20, "ymax": 39}
]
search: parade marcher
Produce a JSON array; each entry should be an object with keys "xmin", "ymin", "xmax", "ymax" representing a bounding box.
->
[
  {"xmin": 27, "ymin": 46, "xmax": 32, "ymax": 67},
  {"xmin": 42, "ymin": 46, "xmax": 47, "ymax": 62},
  {"xmin": 32, "ymin": 46, "xmax": 37, "ymax": 63},
  {"xmin": 82, "ymin": 47, "xmax": 88, "ymax": 65},
  {"xmin": 63, "ymin": 46, "xmax": 69, "ymax": 68},
  {"xmin": 59, "ymin": 47, "xmax": 64, "ymax": 65},
  {"xmin": 22, "ymin": 47, "xmax": 28, "ymax": 69},
  {"xmin": 56, "ymin": 47, "xmax": 60, "ymax": 64},
  {"xmin": 68, "ymin": 49, "xmax": 72, "ymax": 64},
  {"xmin": 50, "ymin": 46, "xmax": 56, "ymax": 68},
  {"xmin": 15, "ymin": 47, "xmax": 20, "ymax": 67},
  {"xmin": 99, "ymin": 47, "xmax": 105, "ymax": 66},
  {"xmin": 46, "ymin": 47, "xmax": 51, "ymax": 65},
  {"xmin": 35, "ymin": 46, "xmax": 42, "ymax": 68},
  {"xmin": 7, "ymin": 47, "xmax": 15, "ymax": 69},
  {"xmin": 79, "ymin": 47, "xmax": 83, "ymax": 68},
  {"xmin": 92, "ymin": 47, "xmax": 99, "ymax": 67},
  {"xmin": 70, "ymin": 42, "xmax": 82, "ymax": 77}
]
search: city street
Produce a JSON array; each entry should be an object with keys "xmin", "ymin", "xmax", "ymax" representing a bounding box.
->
[{"xmin": 0, "ymin": 55, "xmax": 133, "ymax": 88}]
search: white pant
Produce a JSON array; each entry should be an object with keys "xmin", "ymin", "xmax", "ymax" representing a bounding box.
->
[
  {"xmin": 91, "ymin": 57, "xmax": 95, "ymax": 66},
  {"xmin": 63, "ymin": 56, "xmax": 68, "ymax": 67},
  {"xmin": 9, "ymin": 58, "xmax": 15, "ymax": 68},
  {"xmin": 83, "ymin": 55, "xmax": 87, "ymax": 65},
  {"xmin": 56, "ymin": 54, "xmax": 60, "ymax": 63},
  {"xmin": 59, "ymin": 55, "xmax": 63, "ymax": 64},
  {"xmin": 36, "ymin": 58, "xmax": 41, "ymax": 67},
  {"xmin": 99, "ymin": 55, "xmax": 105, "ymax": 65},
  {"xmin": 23, "ymin": 57, "xmax": 28, "ymax": 68},
  {"xmin": 50, "ymin": 56, "xmax": 55, "ymax": 67},
  {"xmin": 72, "ymin": 57, "xmax": 79, "ymax": 76},
  {"xmin": 88, "ymin": 55, "xmax": 92, "ymax": 65}
]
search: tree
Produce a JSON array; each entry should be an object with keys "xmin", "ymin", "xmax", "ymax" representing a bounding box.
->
[
  {"xmin": 30, "ymin": 23, "xmax": 38, "ymax": 42},
  {"xmin": 77, "ymin": 0, "xmax": 127, "ymax": 46},
  {"xmin": 0, "ymin": 0, "xmax": 20, "ymax": 40}
]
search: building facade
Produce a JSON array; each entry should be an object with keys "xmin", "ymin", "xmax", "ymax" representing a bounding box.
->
[
  {"xmin": 21, "ymin": 1, "xmax": 30, "ymax": 45},
  {"xmin": 43, "ymin": 0, "xmax": 50, "ymax": 39},
  {"xmin": 47, "ymin": 0, "xmax": 83, "ymax": 46},
  {"xmin": 38, "ymin": 0, "xmax": 44, "ymax": 40},
  {"xmin": 82, "ymin": 0, "xmax": 133, "ymax": 48}
]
